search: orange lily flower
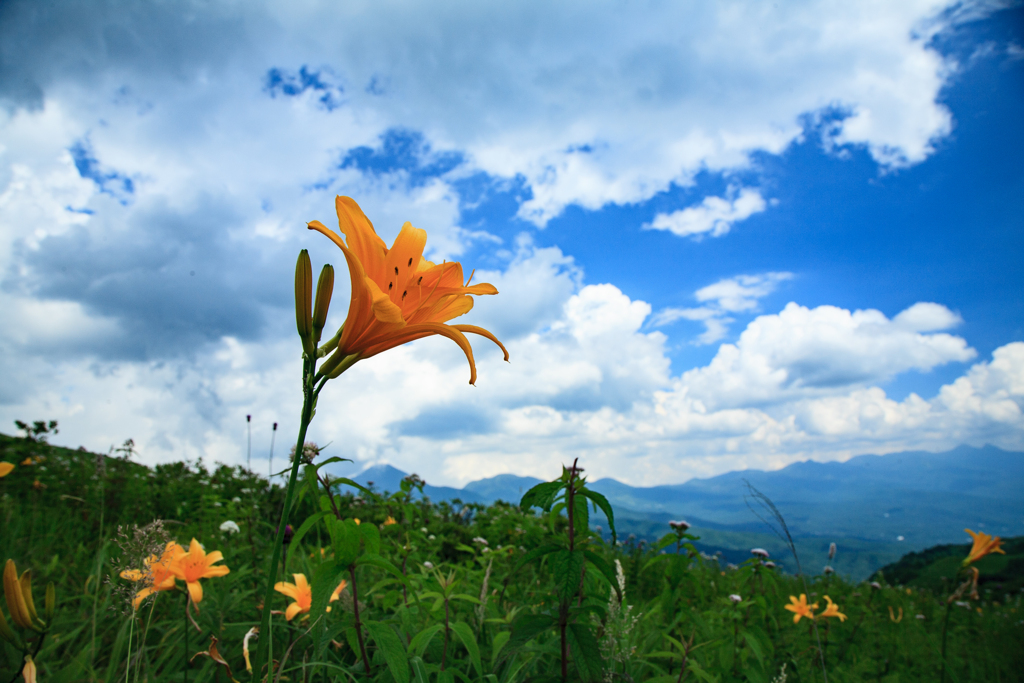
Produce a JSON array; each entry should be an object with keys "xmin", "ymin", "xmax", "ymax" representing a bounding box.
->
[
  {"xmin": 120, "ymin": 541, "xmax": 184, "ymax": 609},
  {"xmin": 274, "ymin": 573, "xmax": 347, "ymax": 621},
  {"xmin": 383, "ymin": 516, "xmax": 397, "ymax": 526},
  {"xmin": 0, "ymin": 463, "xmax": 13, "ymax": 478},
  {"xmin": 308, "ymin": 196, "xmax": 508, "ymax": 385},
  {"xmin": 784, "ymin": 594, "xmax": 818, "ymax": 624},
  {"xmin": 963, "ymin": 529, "xmax": 1005, "ymax": 565},
  {"xmin": 818, "ymin": 596, "xmax": 847, "ymax": 622},
  {"xmin": 170, "ymin": 539, "xmax": 230, "ymax": 606}
]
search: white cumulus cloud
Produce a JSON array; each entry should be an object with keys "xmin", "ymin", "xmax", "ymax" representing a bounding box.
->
[{"xmin": 645, "ymin": 188, "xmax": 768, "ymax": 238}]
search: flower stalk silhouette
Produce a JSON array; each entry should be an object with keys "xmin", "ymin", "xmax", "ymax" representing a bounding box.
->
[{"xmin": 254, "ymin": 196, "xmax": 506, "ymax": 678}]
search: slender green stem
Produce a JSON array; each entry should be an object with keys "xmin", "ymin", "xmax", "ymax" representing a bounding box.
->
[
  {"xmin": 125, "ymin": 614, "xmax": 135, "ymax": 683},
  {"xmin": 255, "ymin": 357, "xmax": 315, "ymax": 680},
  {"xmin": 940, "ymin": 599, "xmax": 954, "ymax": 683}
]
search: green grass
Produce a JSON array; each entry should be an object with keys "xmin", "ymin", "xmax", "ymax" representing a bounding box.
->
[{"xmin": 2, "ymin": 430, "xmax": 1022, "ymax": 683}]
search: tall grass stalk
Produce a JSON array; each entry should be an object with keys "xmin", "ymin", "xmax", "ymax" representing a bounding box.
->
[{"xmin": 745, "ymin": 481, "xmax": 829, "ymax": 683}]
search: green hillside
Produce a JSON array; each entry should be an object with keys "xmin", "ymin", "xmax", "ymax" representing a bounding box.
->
[{"xmin": 874, "ymin": 536, "xmax": 1024, "ymax": 594}]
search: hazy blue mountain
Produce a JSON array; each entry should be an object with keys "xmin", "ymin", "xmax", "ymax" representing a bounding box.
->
[
  {"xmin": 463, "ymin": 473, "xmax": 543, "ymax": 503},
  {"xmin": 349, "ymin": 463, "xmax": 487, "ymax": 504},
  {"xmin": 339, "ymin": 445, "xmax": 1023, "ymax": 573},
  {"xmin": 587, "ymin": 444, "xmax": 1023, "ymax": 546}
]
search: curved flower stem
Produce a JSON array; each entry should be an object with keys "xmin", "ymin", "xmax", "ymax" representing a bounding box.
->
[{"xmin": 255, "ymin": 356, "xmax": 316, "ymax": 680}]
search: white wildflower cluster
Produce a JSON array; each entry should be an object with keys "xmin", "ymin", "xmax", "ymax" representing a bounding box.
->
[
  {"xmin": 771, "ymin": 662, "xmax": 788, "ymax": 683},
  {"xmin": 598, "ymin": 559, "xmax": 639, "ymax": 681}
]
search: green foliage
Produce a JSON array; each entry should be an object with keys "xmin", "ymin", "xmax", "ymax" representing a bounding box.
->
[{"xmin": 1, "ymin": 430, "xmax": 1023, "ymax": 682}]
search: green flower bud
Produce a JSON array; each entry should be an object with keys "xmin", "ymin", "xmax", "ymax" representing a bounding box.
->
[
  {"xmin": 294, "ymin": 250, "xmax": 314, "ymax": 357},
  {"xmin": 312, "ymin": 264, "xmax": 334, "ymax": 344}
]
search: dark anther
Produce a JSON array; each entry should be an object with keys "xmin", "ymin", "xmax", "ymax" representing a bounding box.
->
[
  {"xmin": 418, "ymin": 277, "xmax": 423, "ymax": 285},
  {"xmin": 394, "ymin": 266, "xmax": 399, "ymax": 275},
  {"xmin": 388, "ymin": 282, "xmax": 393, "ymax": 290},
  {"xmin": 402, "ymin": 291, "xmax": 407, "ymax": 299},
  {"xmin": 408, "ymin": 258, "xmax": 413, "ymax": 266}
]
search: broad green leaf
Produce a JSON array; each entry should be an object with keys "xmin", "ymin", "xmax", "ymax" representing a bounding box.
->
[
  {"xmin": 655, "ymin": 532, "xmax": 679, "ymax": 552},
  {"xmin": 491, "ymin": 631, "xmax": 511, "ymax": 668},
  {"xmin": 365, "ymin": 620, "xmax": 410, "ymax": 683},
  {"xmin": 686, "ymin": 660, "xmax": 719, "ymax": 683},
  {"xmin": 331, "ymin": 517, "xmax": 361, "ymax": 566},
  {"xmin": 742, "ymin": 630, "xmax": 765, "ymax": 665},
  {"xmin": 577, "ymin": 488, "xmax": 616, "ymax": 541},
  {"xmin": 567, "ymin": 623, "xmax": 604, "ymax": 682},
  {"xmin": 408, "ymin": 623, "xmax": 443, "ymax": 658},
  {"xmin": 451, "ymin": 621, "xmax": 482, "ymax": 677},
  {"xmin": 508, "ymin": 613, "xmax": 557, "ymax": 650},
  {"xmin": 308, "ymin": 559, "xmax": 347, "ymax": 657},
  {"xmin": 583, "ymin": 550, "xmax": 620, "ymax": 601},
  {"xmin": 359, "ymin": 521, "xmax": 381, "ymax": 555},
  {"xmin": 286, "ymin": 510, "xmax": 331, "ymax": 566},
  {"xmin": 409, "ymin": 656, "xmax": 430, "ymax": 683},
  {"xmin": 313, "ymin": 455, "xmax": 352, "ymax": 470},
  {"xmin": 450, "ymin": 593, "xmax": 483, "ymax": 605},
  {"xmin": 512, "ymin": 543, "xmax": 562, "ymax": 574},
  {"xmin": 356, "ymin": 553, "xmax": 408, "ymax": 584},
  {"xmin": 520, "ymin": 480, "xmax": 564, "ymax": 511},
  {"xmin": 331, "ymin": 476, "xmax": 374, "ymax": 497},
  {"xmin": 572, "ymin": 493, "xmax": 589, "ymax": 535},
  {"xmin": 552, "ymin": 549, "xmax": 586, "ymax": 603}
]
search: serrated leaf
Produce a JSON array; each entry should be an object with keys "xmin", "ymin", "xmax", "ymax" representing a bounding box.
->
[
  {"xmin": 358, "ymin": 521, "xmax": 380, "ymax": 555},
  {"xmin": 552, "ymin": 550, "xmax": 586, "ymax": 604},
  {"xmin": 512, "ymin": 543, "xmax": 562, "ymax": 574},
  {"xmin": 577, "ymin": 488, "xmax": 616, "ymax": 541},
  {"xmin": 520, "ymin": 481, "xmax": 563, "ymax": 512},
  {"xmin": 365, "ymin": 621, "xmax": 409, "ymax": 683},
  {"xmin": 331, "ymin": 517, "xmax": 362, "ymax": 566},
  {"xmin": 508, "ymin": 613, "xmax": 557, "ymax": 650},
  {"xmin": 451, "ymin": 621, "xmax": 482, "ymax": 677},
  {"xmin": 567, "ymin": 623, "xmax": 603, "ymax": 682},
  {"xmin": 583, "ymin": 550, "xmax": 620, "ymax": 601},
  {"xmin": 572, "ymin": 494, "xmax": 589, "ymax": 535}
]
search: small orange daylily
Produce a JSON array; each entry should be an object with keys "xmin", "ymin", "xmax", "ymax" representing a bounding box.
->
[
  {"xmin": 120, "ymin": 541, "xmax": 184, "ymax": 609},
  {"xmin": 784, "ymin": 594, "xmax": 818, "ymax": 623},
  {"xmin": 308, "ymin": 196, "xmax": 508, "ymax": 385},
  {"xmin": 963, "ymin": 529, "xmax": 1005, "ymax": 565},
  {"xmin": 274, "ymin": 573, "xmax": 347, "ymax": 621},
  {"xmin": 383, "ymin": 516, "xmax": 397, "ymax": 526},
  {"xmin": 170, "ymin": 539, "xmax": 230, "ymax": 606},
  {"xmin": 819, "ymin": 596, "xmax": 847, "ymax": 622},
  {"xmin": 0, "ymin": 463, "xmax": 13, "ymax": 478}
]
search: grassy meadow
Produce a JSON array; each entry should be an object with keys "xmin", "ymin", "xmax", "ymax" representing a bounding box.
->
[{"xmin": 1, "ymin": 427, "xmax": 1022, "ymax": 683}]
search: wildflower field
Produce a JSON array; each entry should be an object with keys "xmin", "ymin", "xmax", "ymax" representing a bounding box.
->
[
  {"xmin": 2, "ymin": 197, "xmax": 1022, "ymax": 682},
  {"xmin": 2, "ymin": 429, "xmax": 1022, "ymax": 683}
]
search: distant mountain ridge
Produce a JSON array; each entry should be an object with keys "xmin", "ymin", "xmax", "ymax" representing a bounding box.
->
[{"xmin": 346, "ymin": 444, "xmax": 1023, "ymax": 551}]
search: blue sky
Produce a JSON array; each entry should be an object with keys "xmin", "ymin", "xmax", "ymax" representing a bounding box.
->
[{"xmin": 0, "ymin": 0, "xmax": 1021, "ymax": 486}]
